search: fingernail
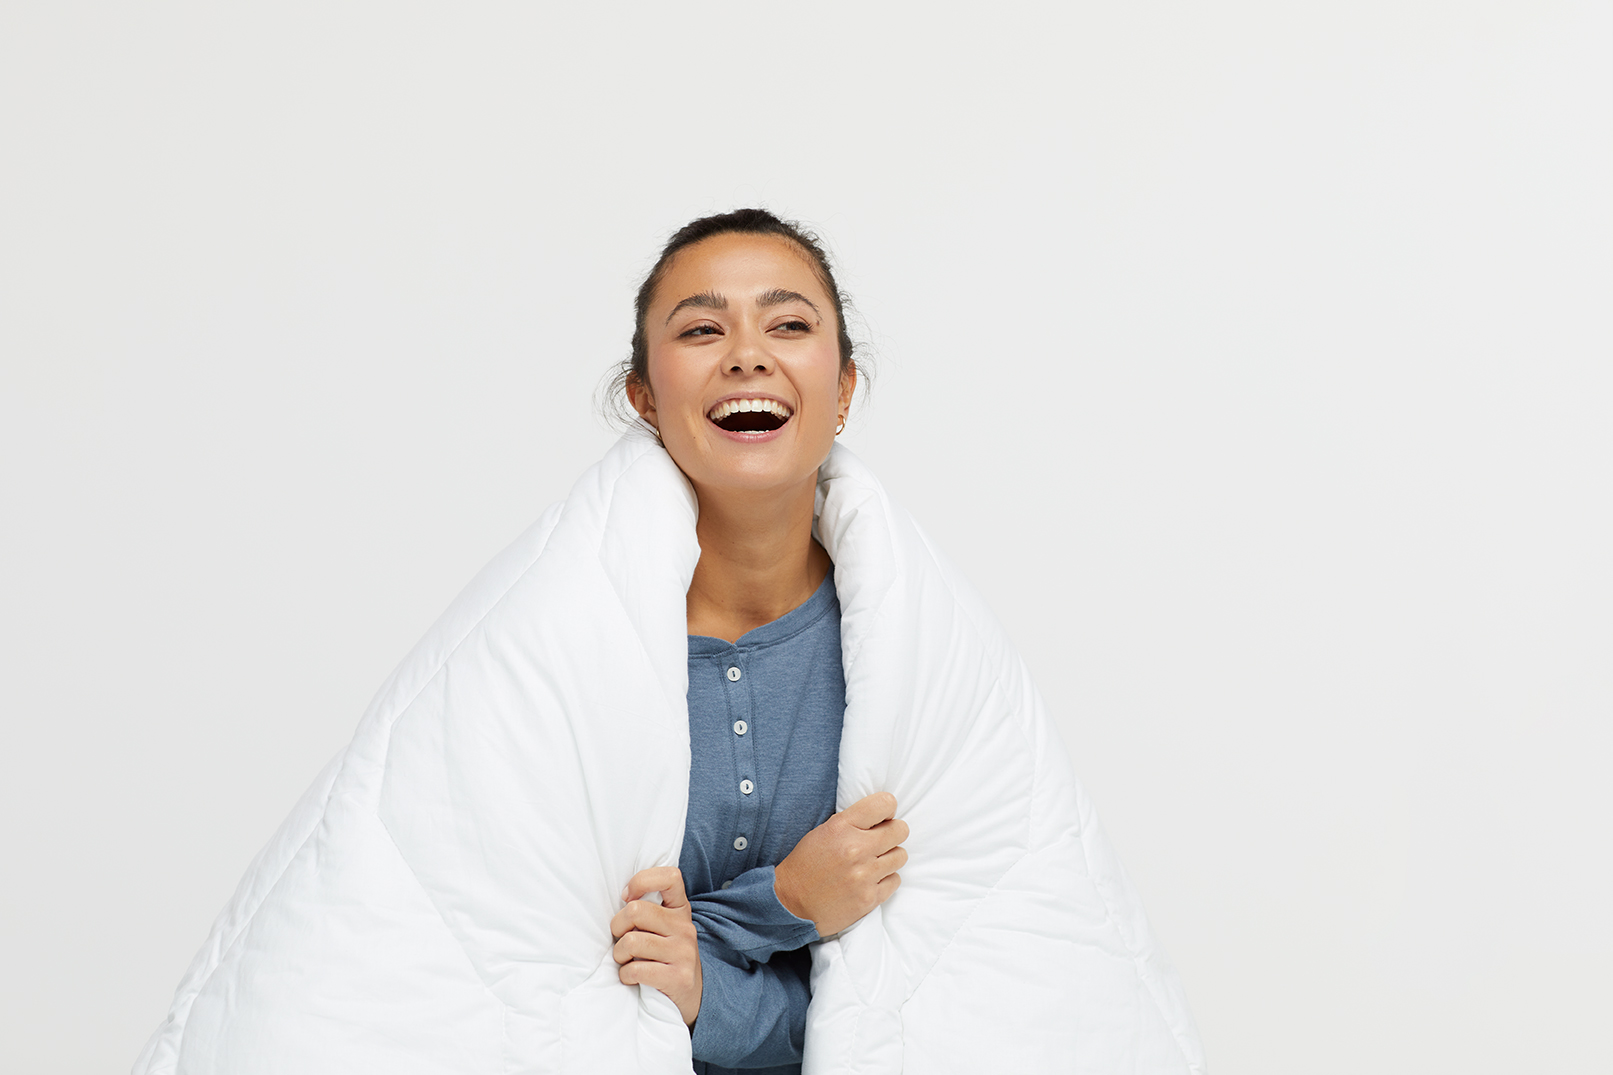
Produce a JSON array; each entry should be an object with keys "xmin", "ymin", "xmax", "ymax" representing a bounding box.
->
[{"xmin": 620, "ymin": 886, "xmax": 629, "ymax": 901}]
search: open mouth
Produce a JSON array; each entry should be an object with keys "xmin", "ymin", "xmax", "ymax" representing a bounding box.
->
[{"xmin": 708, "ymin": 398, "xmax": 792, "ymax": 433}]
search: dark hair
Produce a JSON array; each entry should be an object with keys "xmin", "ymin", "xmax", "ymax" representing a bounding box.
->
[{"xmin": 603, "ymin": 208, "xmax": 862, "ymax": 424}]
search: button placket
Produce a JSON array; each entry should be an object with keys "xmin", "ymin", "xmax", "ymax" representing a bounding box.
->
[{"xmin": 725, "ymin": 654, "xmax": 758, "ymax": 870}]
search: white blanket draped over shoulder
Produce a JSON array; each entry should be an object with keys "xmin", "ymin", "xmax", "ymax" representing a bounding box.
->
[{"xmin": 136, "ymin": 427, "xmax": 1206, "ymax": 1075}]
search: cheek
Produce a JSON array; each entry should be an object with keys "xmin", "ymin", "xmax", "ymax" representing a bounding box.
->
[
  {"xmin": 642, "ymin": 353, "xmax": 698, "ymax": 422},
  {"xmin": 808, "ymin": 353, "xmax": 848, "ymax": 412}
]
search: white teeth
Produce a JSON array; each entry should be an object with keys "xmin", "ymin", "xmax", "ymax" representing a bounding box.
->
[{"xmin": 707, "ymin": 398, "xmax": 794, "ymax": 421}]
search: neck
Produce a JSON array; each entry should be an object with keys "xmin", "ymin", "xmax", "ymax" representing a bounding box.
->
[{"xmin": 686, "ymin": 475, "xmax": 830, "ymax": 643}]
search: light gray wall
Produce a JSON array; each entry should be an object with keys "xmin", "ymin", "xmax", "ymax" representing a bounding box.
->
[{"xmin": 2, "ymin": 2, "xmax": 1608, "ymax": 1071}]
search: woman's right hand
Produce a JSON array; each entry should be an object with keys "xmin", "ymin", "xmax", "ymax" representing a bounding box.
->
[{"xmin": 774, "ymin": 792, "xmax": 909, "ymax": 937}]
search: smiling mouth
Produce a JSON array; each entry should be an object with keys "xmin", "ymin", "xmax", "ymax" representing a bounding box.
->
[{"xmin": 708, "ymin": 398, "xmax": 792, "ymax": 433}]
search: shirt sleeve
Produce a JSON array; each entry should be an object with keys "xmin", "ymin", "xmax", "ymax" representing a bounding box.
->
[
  {"xmin": 688, "ymin": 864, "xmax": 820, "ymax": 1068},
  {"xmin": 691, "ymin": 939, "xmax": 813, "ymax": 1068},
  {"xmin": 687, "ymin": 863, "xmax": 818, "ymax": 963}
]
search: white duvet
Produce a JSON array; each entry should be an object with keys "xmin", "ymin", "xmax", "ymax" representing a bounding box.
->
[{"xmin": 136, "ymin": 426, "xmax": 1206, "ymax": 1074}]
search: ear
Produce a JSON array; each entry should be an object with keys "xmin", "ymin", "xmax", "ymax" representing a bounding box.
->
[
  {"xmin": 837, "ymin": 363, "xmax": 858, "ymax": 418},
  {"xmin": 626, "ymin": 373, "xmax": 659, "ymax": 429}
]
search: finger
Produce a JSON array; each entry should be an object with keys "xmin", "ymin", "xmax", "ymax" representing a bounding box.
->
[
  {"xmin": 842, "ymin": 791, "xmax": 898, "ymax": 830},
  {"xmin": 619, "ymin": 958, "xmax": 670, "ymax": 987},
  {"xmin": 874, "ymin": 844, "xmax": 908, "ymax": 879},
  {"xmin": 611, "ymin": 900, "xmax": 680, "ymax": 940},
  {"xmin": 873, "ymin": 870, "xmax": 902, "ymax": 903},
  {"xmin": 619, "ymin": 956, "xmax": 694, "ymax": 996},
  {"xmin": 623, "ymin": 866, "xmax": 689, "ymax": 910},
  {"xmin": 613, "ymin": 928, "xmax": 681, "ymax": 966},
  {"xmin": 869, "ymin": 816, "xmax": 909, "ymax": 852}
]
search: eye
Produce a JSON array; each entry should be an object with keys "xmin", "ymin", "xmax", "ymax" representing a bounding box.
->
[
  {"xmin": 772, "ymin": 319, "xmax": 812, "ymax": 333},
  {"xmin": 679, "ymin": 323, "xmax": 722, "ymax": 338}
]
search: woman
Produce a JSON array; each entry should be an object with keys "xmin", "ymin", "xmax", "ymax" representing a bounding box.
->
[
  {"xmin": 604, "ymin": 210, "xmax": 908, "ymax": 1073},
  {"xmin": 136, "ymin": 211, "xmax": 1203, "ymax": 1075}
]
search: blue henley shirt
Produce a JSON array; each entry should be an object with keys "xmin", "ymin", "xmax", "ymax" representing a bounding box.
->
[{"xmin": 682, "ymin": 571, "xmax": 845, "ymax": 1074}]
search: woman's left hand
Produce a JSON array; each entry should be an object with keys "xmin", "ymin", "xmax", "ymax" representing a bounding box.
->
[{"xmin": 611, "ymin": 867, "xmax": 703, "ymax": 1026}]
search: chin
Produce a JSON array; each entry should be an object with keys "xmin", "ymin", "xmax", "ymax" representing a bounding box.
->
[
  {"xmin": 697, "ymin": 465, "xmax": 819, "ymax": 498},
  {"xmin": 691, "ymin": 449, "xmax": 829, "ymax": 499}
]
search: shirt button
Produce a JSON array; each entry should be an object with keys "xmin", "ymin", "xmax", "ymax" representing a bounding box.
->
[
  {"xmin": 726, "ymin": 666, "xmax": 742, "ymax": 682},
  {"xmin": 733, "ymin": 720, "xmax": 748, "ymax": 736},
  {"xmin": 740, "ymin": 779, "xmax": 754, "ymax": 795},
  {"xmin": 733, "ymin": 836, "xmax": 749, "ymax": 851},
  {"xmin": 721, "ymin": 880, "xmax": 733, "ymax": 890}
]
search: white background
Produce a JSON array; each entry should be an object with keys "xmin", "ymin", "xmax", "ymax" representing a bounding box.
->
[{"xmin": 2, "ymin": 2, "xmax": 1609, "ymax": 1072}]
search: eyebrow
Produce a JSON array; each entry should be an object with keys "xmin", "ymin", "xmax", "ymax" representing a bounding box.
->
[
  {"xmin": 756, "ymin": 289, "xmax": 822, "ymax": 319},
  {"xmin": 664, "ymin": 291, "xmax": 726, "ymax": 324},
  {"xmin": 663, "ymin": 288, "xmax": 822, "ymax": 324}
]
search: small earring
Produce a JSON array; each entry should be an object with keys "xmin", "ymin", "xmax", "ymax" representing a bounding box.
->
[{"xmin": 835, "ymin": 414, "xmax": 846, "ymax": 436}]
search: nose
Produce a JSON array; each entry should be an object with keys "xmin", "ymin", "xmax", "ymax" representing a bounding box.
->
[{"xmin": 726, "ymin": 325, "xmax": 773, "ymax": 375}]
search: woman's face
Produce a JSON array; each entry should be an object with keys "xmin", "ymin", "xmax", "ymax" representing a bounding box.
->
[{"xmin": 630, "ymin": 232, "xmax": 855, "ymax": 500}]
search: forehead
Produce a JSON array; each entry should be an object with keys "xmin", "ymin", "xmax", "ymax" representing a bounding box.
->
[{"xmin": 653, "ymin": 232, "xmax": 829, "ymax": 310}]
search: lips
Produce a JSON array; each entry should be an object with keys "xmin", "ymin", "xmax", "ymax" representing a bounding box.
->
[{"xmin": 707, "ymin": 397, "xmax": 793, "ymax": 433}]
